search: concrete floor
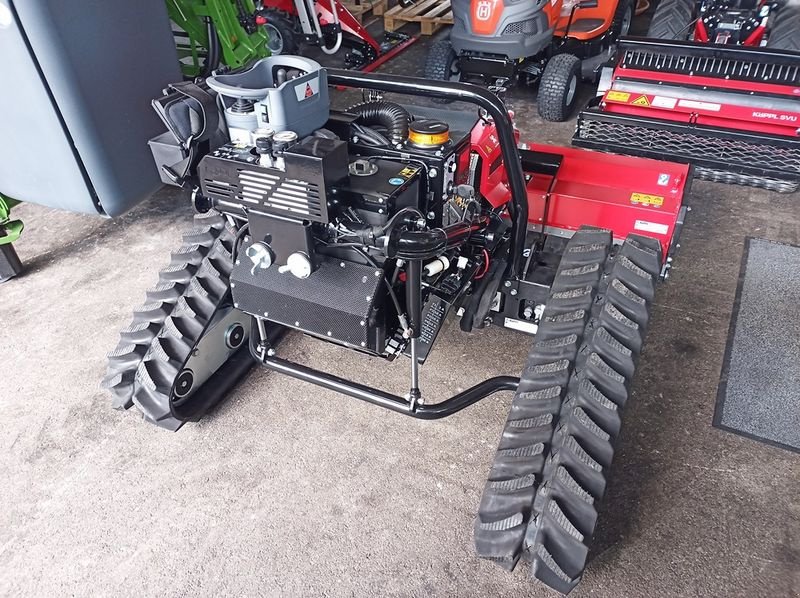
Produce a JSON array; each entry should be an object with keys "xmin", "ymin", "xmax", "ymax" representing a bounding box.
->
[{"xmin": 2, "ymin": 19, "xmax": 800, "ymax": 598}]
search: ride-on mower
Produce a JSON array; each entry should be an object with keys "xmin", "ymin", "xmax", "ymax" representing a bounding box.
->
[
  {"xmin": 104, "ymin": 56, "xmax": 690, "ymax": 593},
  {"xmin": 423, "ymin": 0, "xmax": 635, "ymax": 121},
  {"xmin": 572, "ymin": 2, "xmax": 800, "ymax": 193}
]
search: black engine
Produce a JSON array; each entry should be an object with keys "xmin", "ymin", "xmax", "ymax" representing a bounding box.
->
[{"xmin": 196, "ymin": 101, "xmax": 498, "ymax": 362}]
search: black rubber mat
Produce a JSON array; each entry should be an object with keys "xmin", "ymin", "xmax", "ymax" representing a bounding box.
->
[{"xmin": 713, "ymin": 238, "xmax": 800, "ymax": 453}]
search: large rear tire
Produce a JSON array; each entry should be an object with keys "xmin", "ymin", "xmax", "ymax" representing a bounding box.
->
[
  {"xmin": 424, "ymin": 40, "xmax": 460, "ymax": 104},
  {"xmin": 646, "ymin": 0, "xmax": 696, "ymax": 39},
  {"xmin": 537, "ymin": 53, "xmax": 581, "ymax": 122},
  {"xmin": 610, "ymin": 0, "xmax": 635, "ymax": 38},
  {"xmin": 767, "ymin": 8, "xmax": 800, "ymax": 51}
]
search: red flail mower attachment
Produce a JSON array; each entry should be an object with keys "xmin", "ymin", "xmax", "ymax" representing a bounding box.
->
[{"xmin": 573, "ymin": 38, "xmax": 800, "ymax": 193}]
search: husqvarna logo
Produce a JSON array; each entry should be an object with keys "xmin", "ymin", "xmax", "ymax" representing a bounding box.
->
[{"xmin": 476, "ymin": 0, "xmax": 492, "ymax": 20}]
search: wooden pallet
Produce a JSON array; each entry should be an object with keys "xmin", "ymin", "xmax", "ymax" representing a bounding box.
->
[
  {"xmin": 342, "ymin": 0, "xmax": 389, "ymax": 22},
  {"xmin": 384, "ymin": 0, "xmax": 453, "ymax": 35}
]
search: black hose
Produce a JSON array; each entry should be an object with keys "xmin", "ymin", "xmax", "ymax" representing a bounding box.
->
[
  {"xmin": 201, "ymin": 19, "xmax": 221, "ymax": 78},
  {"xmin": 347, "ymin": 101, "xmax": 410, "ymax": 144}
]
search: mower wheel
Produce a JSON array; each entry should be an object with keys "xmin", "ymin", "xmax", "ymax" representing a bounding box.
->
[
  {"xmin": 767, "ymin": 8, "xmax": 800, "ymax": 51},
  {"xmin": 646, "ymin": 0, "xmax": 695, "ymax": 39},
  {"xmin": 101, "ymin": 210, "xmax": 230, "ymax": 410},
  {"xmin": 537, "ymin": 54, "xmax": 581, "ymax": 122},
  {"xmin": 424, "ymin": 40, "xmax": 460, "ymax": 104},
  {"xmin": 610, "ymin": 0, "xmax": 635, "ymax": 38},
  {"xmin": 259, "ymin": 10, "xmax": 298, "ymax": 56}
]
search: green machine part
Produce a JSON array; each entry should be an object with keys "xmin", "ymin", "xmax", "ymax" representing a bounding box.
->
[
  {"xmin": 0, "ymin": 195, "xmax": 23, "ymax": 247},
  {"xmin": 0, "ymin": 194, "xmax": 23, "ymax": 282},
  {"xmin": 167, "ymin": 0, "xmax": 270, "ymax": 78}
]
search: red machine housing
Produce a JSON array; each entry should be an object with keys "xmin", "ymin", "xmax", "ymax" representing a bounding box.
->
[{"xmin": 469, "ymin": 117, "xmax": 690, "ymax": 261}]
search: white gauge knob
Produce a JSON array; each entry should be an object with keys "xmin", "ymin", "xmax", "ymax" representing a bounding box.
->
[
  {"xmin": 278, "ymin": 252, "xmax": 312, "ymax": 279},
  {"xmin": 245, "ymin": 242, "xmax": 273, "ymax": 274}
]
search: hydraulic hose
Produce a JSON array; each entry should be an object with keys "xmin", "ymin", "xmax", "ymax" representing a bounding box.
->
[{"xmin": 347, "ymin": 101, "xmax": 411, "ymax": 144}]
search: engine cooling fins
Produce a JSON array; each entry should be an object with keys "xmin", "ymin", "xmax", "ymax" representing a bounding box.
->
[
  {"xmin": 474, "ymin": 227, "xmax": 662, "ymax": 594},
  {"xmin": 102, "ymin": 211, "xmax": 255, "ymax": 430}
]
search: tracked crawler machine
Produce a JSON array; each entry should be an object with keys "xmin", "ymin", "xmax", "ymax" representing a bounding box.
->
[{"xmin": 104, "ymin": 56, "xmax": 690, "ymax": 593}]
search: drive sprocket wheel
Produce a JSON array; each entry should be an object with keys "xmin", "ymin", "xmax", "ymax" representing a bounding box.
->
[{"xmin": 474, "ymin": 226, "xmax": 662, "ymax": 594}]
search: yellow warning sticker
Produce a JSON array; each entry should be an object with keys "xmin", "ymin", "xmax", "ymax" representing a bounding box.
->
[
  {"xmin": 606, "ymin": 90, "xmax": 631, "ymax": 102},
  {"xmin": 631, "ymin": 192, "xmax": 664, "ymax": 207},
  {"xmin": 631, "ymin": 95, "xmax": 651, "ymax": 107},
  {"xmin": 398, "ymin": 167, "xmax": 417, "ymax": 178}
]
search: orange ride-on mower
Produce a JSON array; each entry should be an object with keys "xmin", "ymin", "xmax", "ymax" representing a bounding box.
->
[{"xmin": 423, "ymin": 0, "xmax": 634, "ymax": 121}]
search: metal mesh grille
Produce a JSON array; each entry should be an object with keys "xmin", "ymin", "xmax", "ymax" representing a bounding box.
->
[
  {"xmin": 576, "ymin": 118, "xmax": 800, "ymax": 192},
  {"xmin": 620, "ymin": 48, "xmax": 800, "ymax": 86},
  {"xmin": 502, "ymin": 19, "xmax": 538, "ymax": 35}
]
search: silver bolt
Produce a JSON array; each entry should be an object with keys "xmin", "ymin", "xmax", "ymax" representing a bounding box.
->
[
  {"xmin": 234, "ymin": 302, "xmax": 239, "ymax": 308},
  {"xmin": 360, "ymin": 320, "xmax": 366, "ymax": 326},
  {"xmin": 231, "ymin": 283, "xmax": 236, "ymax": 288},
  {"xmin": 327, "ymin": 331, "xmax": 332, "ymax": 336},
  {"xmin": 264, "ymin": 311, "xmax": 269, "ymax": 317},
  {"xmin": 295, "ymin": 321, "xmax": 300, "ymax": 326},
  {"xmin": 378, "ymin": 209, "xmax": 384, "ymax": 214},
  {"xmin": 245, "ymin": 236, "xmax": 250, "ymax": 242},
  {"xmin": 374, "ymin": 270, "xmax": 381, "ymax": 277},
  {"xmin": 360, "ymin": 342, "xmax": 366, "ymax": 347},
  {"xmin": 366, "ymin": 295, "xmax": 372, "ymax": 301},
  {"xmin": 510, "ymin": 289, "xmax": 518, "ymax": 296},
  {"xmin": 362, "ymin": 276, "xmax": 368, "ymax": 283},
  {"xmin": 504, "ymin": 281, "xmax": 512, "ymax": 288},
  {"xmin": 340, "ymin": 262, "xmax": 346, "ymax": 267},
  {"xmin": 427, "ymin": 211, "xmax": 435, "ymax": 220},
  {"xmin": 236, "ymin": 260, "xmax": 241, "ymax": 265},
  {"xmin": 267, "ymin": 348, "xmax": 276, "ymax": 357}
]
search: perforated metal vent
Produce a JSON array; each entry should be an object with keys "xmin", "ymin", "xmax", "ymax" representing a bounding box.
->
[{"xmin": 620, "ymin": 48, "xmax": 800, "ymax": 86}]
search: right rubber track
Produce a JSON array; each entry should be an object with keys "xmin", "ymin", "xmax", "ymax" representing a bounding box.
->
[{"xmin": 474, "ymin": 226, "xmax": 662, "ymax": 594}]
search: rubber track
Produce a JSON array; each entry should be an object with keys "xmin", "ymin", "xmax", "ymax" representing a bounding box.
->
[
  {"xmin": 474, "ymin": 226, "xmax": 613, "ymax": 570},
  {"xmin": 130, "ymin": 215, "xmax": 237, "ymax": 430},
  {"xmin": 646, "ymin": 0, "xmax": 695, "ymax": 39},
  {"xmin": 537, "ymin": 54, "xmax": 581, "ymax": 123},
  {"xmin": 526, "ymin": 233, "xmax": 662, "ymax": 594},
  {"xmin": 767, "ymin": 8, "xmax": 800, "ymax": 52},
  {"xmin": 101, "ymin": 212, "xmax": 230, "ymax": 410}
]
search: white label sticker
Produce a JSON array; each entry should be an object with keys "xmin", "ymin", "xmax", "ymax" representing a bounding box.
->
[
  {"xmin": 657, "ymin": 173, "xmax": 671, "ymax": 186},
  {"xmin": 677, "ymin": 99, "xmax": 721, "ymax": 112},
  {"xmin": 294, "ymin": 78, "xmax": 320, "ymax": 101},
  {"xmin": 504, "ymin": 318, "xmax": 539, "ymax": 335},
  {"xmin": 652, "ymin": 96, "xmax": 677, "ymax": 109},
  {"xmin": 634, "ymin": 220, "xmax": 669, "ymax": 235}
]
